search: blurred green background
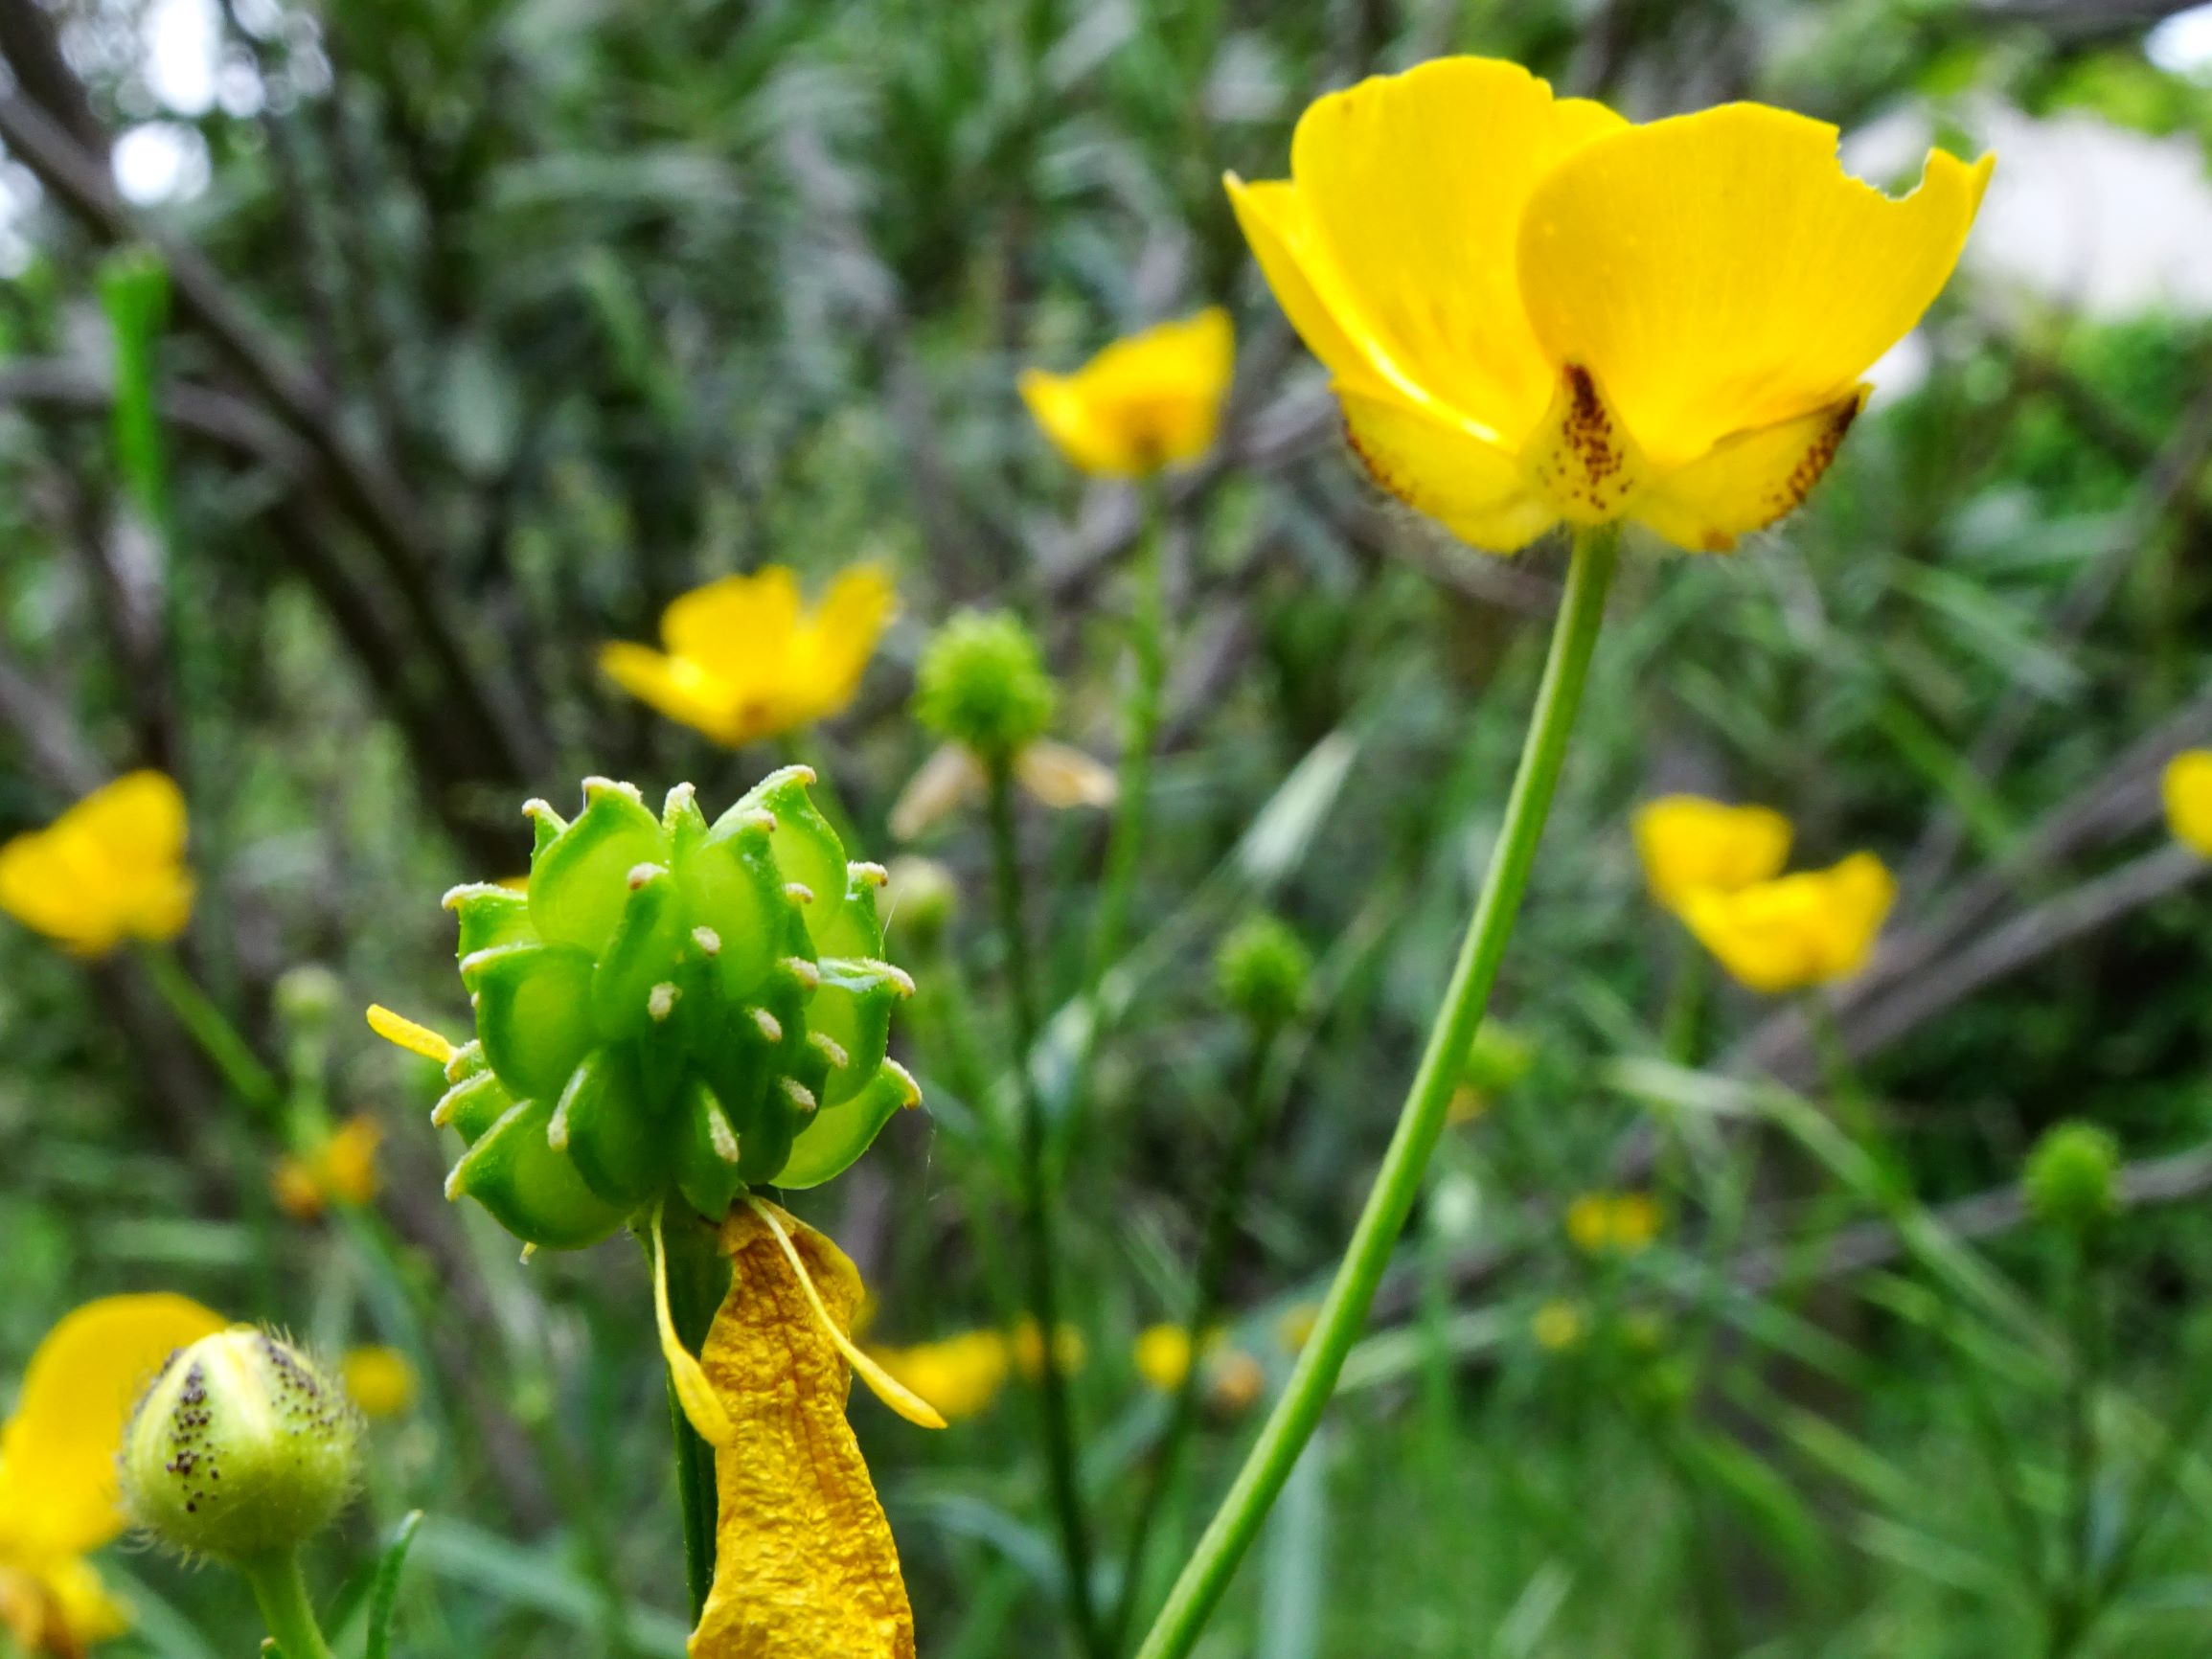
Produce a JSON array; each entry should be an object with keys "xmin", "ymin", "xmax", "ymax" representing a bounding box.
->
[{"xmin": 9, "ymin": 0, "xmax": 2212, "ymax": 1654}]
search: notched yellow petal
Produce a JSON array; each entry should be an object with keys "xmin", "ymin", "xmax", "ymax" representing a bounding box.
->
[
  {"xmin": 365, "ymin": 1005, "xmax": 456, "ymax": 1064},
  {"xmin": 691, "ymin": 1203, "xmax": 921, "ymax": 1659},
  {"xmin": 1634, "ymin": 390, "xmax": 1867, "ymax": 554}
]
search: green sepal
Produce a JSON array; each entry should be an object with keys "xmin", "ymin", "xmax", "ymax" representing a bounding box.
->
[
  {"xmin": 530, "ymin": 781, "xmax": 666, "ymax": 954},
  {"xmin": 526, "ymin": 799, "xmax": 568, "ymax": 857},
  {"xmin": 778, "ymin": 1059, "xmax": 919, "ymax": 1190},
  {"xmin": 679, "ymin": 816, "xmax": 785, "ymax": 1002},
  {"xmin": 591, "ymin": 866, "xmax": 685, "ymax": 1042},
  {"xmin": 445, "ymin": 884, "xmax": 536, "ymax": 958},
  {"xmin": 473, "ymin": 943, "xmax": 597, "ymax": 1101},
  {"xmin": 808, "ymin": 869, "xmax": 896, "ymax": 1105},
  {"xmin": 556, "ymin": 1047, "xmax": 666, "ymax": 1206},
  {"xmin": 674, "ymin": 1082, "xmax": 745, "ymax": 1221},
  {"xmin": 433, "ymin": 1067, "xmax": 513, "ymax": 1144},
  {"xmin": 732, "ymin": 767, "xmax": 848, "ymax": 951},
  {"xmin": 449, "ymin": 1098, "xmax": 625, "ymax": 1249}
]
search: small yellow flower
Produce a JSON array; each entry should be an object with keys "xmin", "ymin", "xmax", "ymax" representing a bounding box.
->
[
  {"xmin": 1019, "ymin": 309, "xmax": 1234, "ymax": 477},
  {"xmin": 0, "ymin": 1294, "xmax": 225, "ymax": 1655},
  {"xmin": 2163, "ymin": 751, "xmax": 2212, "ymax": 856},
  {"xmin": 600, "ymin": 565, "xmax": 893, "ymax": 747},
  {"xmin": 0, "ymin": 773, "xmax": 194, "ymax": 957},
  {"xmin": 340, "ymin": 1346, "xmax": 420, "ymax": 1419},
  {"xmin": 1010, "ymin": 1318, "xmax": 1087, "ymax": 1381},
  {"xmin": 1228, "ymin": 57, "xmax": 1991, "ymax": 554},
  {"xmin": 1679, "ymin": 852, "xmax": 1896, "ymax": 995},
  {"xmin": 868, "ymin": 1330, "xmax": 1012, "ymax": 1423},
  {"xmin": 271, "ymin": 1114, "xmax": 384, "ymax": 1221},
  {"xmin": 1633, "ymin": 795, "xmax": 1793, "ymax": 913},
  {"xmin": 1134, "ymin": 1324, "xmax": 1196, "ymax": 1392},
  {"xmin": 1564, "ymin": 1191, "xmax": 1661, "ymax": 1255},
  {"xmin": 1532, "ymin": 1299, "xmax": 1585, "ymax": 1352}
]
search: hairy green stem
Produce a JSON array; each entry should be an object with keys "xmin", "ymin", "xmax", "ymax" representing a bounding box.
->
[
  {"xmin": 140, "ymin": 945, "xmax": 282, "ymax": 1113},
  {"xmin": 240, "ymin": 1548, "xmax": 335, "ymax": 1659},
  {"xmin": 987, "ymin": 760, "xmax": 1106, "ymax": 1656},
  {"xmin": 652, "ymin": 1213, "xmax": 730, "ymax": 1625},
  {"xmin": 1109, "ymin": 1018, "xmax": 1283, "ymax": 1650},
  {"xmin": 1133, "ymin": 523, "xmax": 1620, "ymax": 1659}
]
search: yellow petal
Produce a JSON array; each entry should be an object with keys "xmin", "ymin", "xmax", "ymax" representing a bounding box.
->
[
  {"xmin": 1336, "ymin": 389, "xmax": 1558, "ymax": 554},
  {"xmin": 2163, "ymin": 751, "xmax": 2212, "ymax": 857},
  {"xmin": 888, "ymin": 742, "xmax": 987, "ymax": 841},
  {"xmin": 0, "ymin": 1294, "xmax": 225, "ymax": 1557},
  {"xmin": 365, "ymin": 1005, "xmax": 456, "ymax": 1065},
  {"xmin": 1015, "ymin": 740, "xmax": 1119, "ymax": 811},
  {"xmin": 864, "ymin": 1331, "xmax": 1011, "ymax": 1423},
  {"xmin": 0, "ymin": 772, "xmax": 193, "ymax": 955},
  {"xmin": 652, "ymin": 1205, "xmax": 735, "ymax": 1447},
  {"xmin": 1020, "ymin": 309, "xmax": 1235, "ymax": 477},
  {"xmin": 599, "ymin": 643, "xmax": 748, "ymax": 745},
  {"xmin": 1633, "ymin": 390, "xmax": 1868, "ymax": 554},
  {"xmin": 0, "ymin": 1557, "xmax": 133, "ymax": 1653},
  {"xmin": 1679, "ymin": 852, "xmax": 1895, "ymax": 994},
  {"xmin": 1519, "ymin": 104, "xmax": 1992, "ymax": 468},
  {"xmin": 1224, "ymin": 177, "xmax": 1395, "ymax": 401},
  {"xmin": 1521, "ymin": 364, "xmax": 1652, "ymax": 529},
  {"xmin": 339, "ymin": 1346, "xmax": 420, "ymax": 1419},
  {"xmin": 661, "ymin": 567, "xmax": 801, "ymax": 686},
  {"xmin": 1632, "ymin": 795, "xmax": 1793, "ymax": 912},
  {"xmin": 793, "ymin": 565, "xmax": 896, "ymax": 711},
  {"xmin": 1133, "ymin": 1324, "xmax": 1193, "ymax": 1392},
  {"xmin": 692, "ymin": 1204, "xmax": 922, "ymax": 1659},
  {"xmin": 1280, "ymin": 57, "xmax": 1627, "ymax": 442}
]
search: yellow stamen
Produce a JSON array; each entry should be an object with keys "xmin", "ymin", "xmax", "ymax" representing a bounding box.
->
[
  {"xmin": 746, "ymin": 1196, "xmax": 947, "ymax": 1430},
  {"xmin": 651, "ymin": 1203, "xmax": 736, "ymax": 1446},
  {"xmin": 366, "ymin": 1004, "xmax": 456, "ymax": 1064}
]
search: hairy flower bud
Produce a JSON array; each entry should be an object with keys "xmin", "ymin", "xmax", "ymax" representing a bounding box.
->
[
  {"xmin": 122, "ymin": 1329, "xmax": 361, "ymax": 1562},
  {"xmin": 1213, "ymin": 914, "xmax": 1311, "ymax": 1030},
  {"xmin": 420, "ymin": 771, "xmax": 919, "ymax": 1249},
  {"xmin": 913, "ymin": 611, "xmax": 1057, "ymax": 761},
  {"xmin": 2025, "ymin": 1120, "xmax": 2121, "ymax": 1237}
]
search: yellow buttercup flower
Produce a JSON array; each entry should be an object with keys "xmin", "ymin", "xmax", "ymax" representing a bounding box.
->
[
  {"xmin": 1020, "ymin": 309, "xmax": 1234, "ymax": 477},
  {"xmin": 2162, "ymin": 751, "xmax": 2212, "ymax": 856},
  {"xmin": 0, "ymin": 1295, "xmax": 225, "ymax": 1655},
  {"xmin": 1531, "ymin": 1299, "xmax": 1585, "ymax": 1352},
  {"xmin": 1227, "ymin": 57, "xmax": 1991, "ymax": 554},
  {"xmin": 1564, "ymin": 1191, "xmax": 1660, "ymax": 1255},
  {"xmin": 867, "ymin": 1329, "xmax": 1013, "ymax": 1423},
  {"xmin": 0, "ymin": 773, "xmax": 194, "ymax": 957},
  {"xmin": 600, "ymin": 565, "xmax": 893, "ymax": 747},
  {"xmin": 1679, "ymin": 852, "xmax": 1896, "ymax": 995},
  {"xmin": 1634, "ymin": 795, "xmax": 1793, "ymax": 913},
  {"xmin": 272, "ymin": 1114, "xmax": 384, "ymax": 1221},
  {"xmin": 340, "ymin": 1346, "xmax": 420, "ymax": 1420}
]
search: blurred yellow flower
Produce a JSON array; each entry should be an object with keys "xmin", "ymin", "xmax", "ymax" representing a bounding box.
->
[
  {"xmin": 1679, "ymin": 852, "xmax": 1895, "ymax": 995},
  {"xmin": 271, "ymin": 1114, "xmax": 384, "ymax": 1221},
  {"xmin": 1564, "ymin": 1191, "xmax": 1660, "ymax": 1255},
  {"xmin": 1275, "ymin": 1302, "xmax": 1319, "ymax": 1354},
  {"xmin": 867, "ymin": 1330, "xmax": 1013, "ymax": 1423},
  {"xmin": 1227, "ymin": 57, "xmax": 1990, "ymax": 554},
  {"xmin": 0, "ymin": 1294, "xmax": 225, "ymax": 1656},
  {"xmin": 2162, "ymin": 750, "xmax": 2212, "ymax": 856},
  {"xmin": 1020, "ymin": 309, "xmax": 1234, "ymax": 477},
  {"xmin": 1010, "ymin": 1318, "xmax": 1087, "ymax": 1381},
  {"xmin": 340, "ymin": 1346, "xmax": 420, "ymax": 1419},
  {"xmin": 0, "ymin": 773, "xmax": 194, "ymax": 957},
  {"xmin": 1532, "ymin": 1299, "xmax": 1585, "ymax": 1352},
  {"xmin": 601, "ymin": 565, "xmax": 893, "ymax": 747},
  {"xmin": 1633, "ymin": 795, "xmax": 1792, "ymax": 913},
  {"xmin": 1134, "ymin": 1324, "xmax": 1196, "ymax": 1392},
  {"xmin": 1206, "ymin": 1349, "xmax": 1266, "ymax": 1415}
]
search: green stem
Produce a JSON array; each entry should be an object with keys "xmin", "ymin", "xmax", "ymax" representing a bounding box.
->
[
  {"xmin": 1086, "ymin": 482, "xmax": 1171, "ymax": 1005},
  {"xmin": 240, "ymin": 1549, "xmax": 335, "ymax": 1659},
  {"xmin": 651, "ymin": 1212, "xmax": 731, "ymax": 1625},
  {"xmin": 986, "ymin": 759, "xmax": 1106, "ymax": 1657},
  {"xmin": 1133, "ymin": 523, "xmax": 1621, "ymax": 1659},
  {"xmin": 2048, "ymin": 1234, "xmax": 2106, "ymax": 1659},
  {"xmin": 1109, "ymin": 1018, "xmax": 1283, "ymax": 1650},
  {"xmin": 140, "ymin": 945, "xmax": 282, "ymax": 1114}
]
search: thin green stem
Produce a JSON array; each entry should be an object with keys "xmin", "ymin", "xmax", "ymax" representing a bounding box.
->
[
  {"xmin": 987, "ymin": 760, "xmax": 1106, "ymax": 1657},
  {"xmin": 2047, "ymin": 1235, "xmax": 2107, "ymax": 1659},
  {"xmin": 240, "ymin": 1549, "xmax": 335, "ymax": 1659},
  {"xmin": 139, "ymin": 945, "xmax": 282, "ymax": 1114},
  {"xmin": 1086, "ymin": 482, "xmax": 1171, "ymax": 1006},
  {"xmin": 650, "ymin": 1212, "xmax": 731, "ymax": 1625},
  {"xmin": 1133, "ymin": 523, "xmax": 1620, "ymax": 1659},
  {"xmin": 1109, "ymin": 1019, "xmax": 1283, "ymax": 1650}
]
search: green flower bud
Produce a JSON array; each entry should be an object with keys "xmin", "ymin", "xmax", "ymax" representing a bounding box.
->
[
  {"xmin": 2025, "ymin": 1120, "xmax": 2121, "ymax": 1236},
  {"xmin": 273, "ymin": 965, "xmax": 343, "ymax": 1032},
  {"xmin": 913, "ymin": 610, "xmax": 1057, "ymax": 761},
  {"xmin": 123, "ymin": 1329, "xmax": 361, "ymax": 1562},
  {"xmin": 1213, "ymin": 914, "xmax": 1311, "ymax": 1030},
  {"xmin": 883, "ymin": 855, "xmax": 957, "ymax": 950},
  {"xmin": 427, "ymin": 771, "xmax": 919, "ymax": 1249}
]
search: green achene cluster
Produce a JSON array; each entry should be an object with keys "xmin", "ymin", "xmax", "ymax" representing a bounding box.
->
[{"xmin": 432, "ymin": 769, "xmax": 919, "ymax": 1249}]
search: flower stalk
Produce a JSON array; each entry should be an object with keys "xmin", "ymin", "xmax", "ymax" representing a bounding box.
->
[
  {"xmin": 1133, "ymin": 522, "xmax": 1620, "ymax": 1659},
  {"xmin": 1085, "ymin": 482, "xmax": 1171, "ymax": 1009},
  {"xmin": 239, "ymin": 1550, "xmax": 336, "ymax": 1659}
]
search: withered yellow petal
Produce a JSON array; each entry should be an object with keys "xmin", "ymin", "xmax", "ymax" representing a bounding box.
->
[
  {"xmin": 692, "ymin": 1204, "xmax": 919, "ymax": 1659},
  {"xmin": 1015, "ymin": 740, "xmax": 1119, "ymax": 811},
  {"xmin": 365, "ymin": 1005, "xmax": 456, "ymax": 1064},
  {"xmin": 1632, "ymin": 795, "xmax": 1794, "ymax": 912},
  {"xmin": 1519, "ymin": 104, "xmax": 1992, "ymax": 468},
  {"xmin": 1285, "ymin": 57, "xmax": 1626, "ymax": 442},
  {"xmin": 1632, "ymin": 390, "xmax": 1868, "ymax": 553},
  {"xmin": 2163, "ymin": 751, "xmax": 2212, "ymax": 857},
  {"xmin": 0, "ymin": 1294, "xmax": 225, "ymax": 1557},
  {"xmin": 888, "ymin": 742, "xmax": 987, "ymax": 841},
  {"xmin": 1336, "ymin": 390, "xmax": 1557, "ymax": 554},
  {"xmin": 652, "ymin": 1204, "xmax": 735, "ymax": 1447}
]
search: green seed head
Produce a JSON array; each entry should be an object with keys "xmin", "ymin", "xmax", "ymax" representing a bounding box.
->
[
  {"xmin": 273, "ymin": 964, "xmax": 344, "ymax": 1032},
  {"xmin": 2025, "ymin": 1120, "xmax": 2121, "ymax": 1237},
  {"xmin": 913, "ymin": 610, "xmax": 1057, "ymax": 761},
  {"xmin": 122, "ymin": 1329, "xmax": 361, "ymax": 1562},
  {"xmin": 430, "ymin": 772, "xmax": 919, "ymax": 1249},
  {"xmin": 1214, "ymin": 914, "xmax": 1311, "ymax": 1031}
]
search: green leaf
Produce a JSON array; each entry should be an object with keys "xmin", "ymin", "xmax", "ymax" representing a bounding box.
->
[{"xmin": 365, "ymin": 1510, "xmax": 425, "ymax": 1659}]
